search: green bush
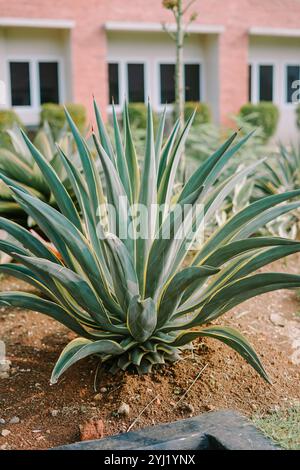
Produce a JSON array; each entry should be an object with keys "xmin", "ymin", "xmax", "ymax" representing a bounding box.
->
[
  {"xmin": 65, "ymin": 103, "xmax": 87, "ymax": 132},
  {"xmin": 40, "ymin": 103, "xmax": 87, "ymax": 134},
  {"xmin": 239, "ymin": 102, "xmax": 279, "ymax": 141},
  {"xmin": 0, "ymin": 109, "xmax": 23, "ymax": 131},
  {"xmin": 184, "ymin": 102, "xmax": 211, "ymax": 126},
  {"xmin": 296, "ymin": 104, "xmax": 300, "ymax": 130},
  {"xmin": 0, "ymin": 110, "xmax": 23, "ymax": 149},
  {"xmin": 127, "ymin": 103, "xmax": 149, "ymax": 129}
]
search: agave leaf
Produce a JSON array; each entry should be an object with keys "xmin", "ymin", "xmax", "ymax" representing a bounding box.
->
[
  {"xmin": 189, "ymin": 243, "xmax": 300, "ymax": 312},
  {"xmin": 225, "ymin": 244, "xmax": 300, "ymax": 285},
  {"xmin": 93, "ymin": 134, "xmax": 134, "ymax": 258},
  {"xmin": 127, "ymin": 296, "xmax": 157, "ymax": 343},
  {"xmin": 123, "ymin": 101, "xmax": 140, "ymax": 202},
  {"xmin": 33, "ymin": 128, "xmax": 54, "ymax": 162},
  {"xmin": 157, "ymin": 265, "xmax": 219, "ymax": 328},
  {"xmin": 0, "ymin": 201, "xmax": 22, "ymax": 214},
  {"xmin": 56, "ymin": 146, "xmax": 111, "ymax": 281},
  {"xmin": 158, "ymin": 111, "xmax": 195, "ymax": 212},
  {"xmin": 104, "ymin": 234, "xmax": 139, "ymax": 314},
  {"xmin": 0, "ymin": 292, "xmax": 93, "ymax": 338},
  {"xmin": 194, "ymin": 188, "xmax": 300, "ymax": 265},
  {"xmin": 155, "ymin": 106, "xmax": 167, "ymax": 168},
  {"xmin": 195, "ymin": 272, "xmax": 300, "ymax": 326},
  {"xmin": 178, "ymin": 131, "xmax": 239, "ymax": 202},
  {"xmin": 93, "ymin": 98, "xmax": 116, "ymax": 166},
  {"xmin": 204, "ymin": 236, "xmax": 300, "ymax": 267},
  {"xmin": 65, "ymin": 108, "xmax": 106, "ymax": 228},
  {"xmin": 0, "ymin": 239, "xmax": 29, "ymax": 258},
  {"xmin": 9, "ymin": 188, "xmax": 119, "ymax": 314},
  {"xmin": 112, "ymin": 103, "xmax": 132, "ymax": 203},
  {"xmin": 233, "ymin": 201, "xmax": 300, "ymax": 240},
  {"xmin": 50, "ymin": 337, "xmax": 125, "ymax": 384},
  {"xmin": 136, "ymin": 102, "xmax": 157, "ymax": 291},
  {"xmin": 0, "ymin": 147, "xmax": 45, "ymax": 194},
  {"xmin": 146, "ymin": 186, "xmax": 204, "ymax": 300},
  {"xmin": 0, "ymin": 263, "xmax": 53, "ymax": 297},
  {"xmin": 6, "ymin": 126, "xmax": 33, "ymax": 166},
  {"xmin": 20, "ymin": 129, "xmax": 82, "ymax": 231},
  {"xmin": 170, "ymin": 326, "xmax": 270, "ymax": 383},
  {"xmin": 157, "ymin": 119, "xmax": 180, "ymax": 188},
  {"xmin": 14, "ymin": 253, "xmax": 123, "ymax": 333}
]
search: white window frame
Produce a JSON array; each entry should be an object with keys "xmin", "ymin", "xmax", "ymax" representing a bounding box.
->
[
  {"xmin": 156, "ymin": 60, "xmax": 204, "ymax": 112},
  {"xmin": 284, "ymin": 62, "xmax": 300, "ymax": 107},
  {"xmin": 107, "ymin": 60, "xmax": 148, "ymax": 113},
  {"xmin": 5, "ymin": 54, "xmax": 65, "ymax": 124},
  {"xmin": 249, "ymin": 61, "xmax": 276, "ymax": 104}
]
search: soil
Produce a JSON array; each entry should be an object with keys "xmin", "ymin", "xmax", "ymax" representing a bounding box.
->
[{"xmin": 0, "ymin": 256, "xmax": 300, "ymax": 450}]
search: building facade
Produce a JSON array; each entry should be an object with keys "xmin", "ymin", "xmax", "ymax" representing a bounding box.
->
[{"xmin": 0, "ymin": 0, "xmax": 300, "ymax": 140}]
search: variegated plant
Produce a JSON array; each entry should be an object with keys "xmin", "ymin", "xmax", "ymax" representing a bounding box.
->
[
  {"xmin": 255, "ymin": 142, "xmax": 300, "ymax": 239},
  {"xmin": 1, "ymin": 101, "xmax": 300, "ymax": 385},
  {"xmin": 0, "ymin": 122, "xmax": 80, "ymax": 223}
]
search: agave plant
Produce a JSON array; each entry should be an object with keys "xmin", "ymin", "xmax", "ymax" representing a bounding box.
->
[
  {"xmin": 1, "ymin": 100, "xmax": 300, "ymax": 386},
  {"xmin": 255, "ymin": 142, "xmax": 300, "ymax": 238},
  {"xmin": 0, "ymin": 122, "xmax": 80, "ymax": 224}
]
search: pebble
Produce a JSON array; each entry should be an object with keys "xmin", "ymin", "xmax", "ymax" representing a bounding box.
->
[
  {"xmin": 1, "ymin": 430, "xmax": 10, "ymax": 437},
  {"xmin": 0, "ymin": 360, "xmax": 11, "ymax": 373},
  {"xmin": 117, "ymin": 403, "xmax": 130, "ymax": 417},
  {"xmin": 94, "ymin": 394, "xmax": 102, "ymax": 401},
  {"xmin": 9, "ymin": 417, "xmax": 20, "ymax": 424},
  {"xmin": 0, "ymin": 372, "xmax": 9, "ymax": 380},
  {"xmin": 269, "ymin": 313, "xmax": 286, "ymax": 327},
  {"xmin": 50, "ymin": 410, "xmax": 59, "ymax": 417},
  {"xmin": 0, "ymin": 419, "xmax": 5, "ymax": 425},
  {"xmin": 100, "ymin": 387, "xmax": 107, "ymax": 393},
  {"xmin": 180, "ymin": 403, "xmax": 195, "ymax": 414}
]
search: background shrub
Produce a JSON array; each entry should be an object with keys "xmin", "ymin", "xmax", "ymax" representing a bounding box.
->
[
  {"xmin": 239, "ymin": 102, "xmax": 279, "ymax": 141},
  {"xmin": 184, "ymin": 101, "xmax": 211, "ymax": 126},
  {"xmin": 0, "ymin": 109, "xmax": 23, "ymax": 130},
  {"xmin": 127, "ymin": 102, "xmax": 159, "ymax": 129},
  {"xmin": 40, "ymin": 103, "xmax": 87, "ymax": 134},
  {"xmin": 296, "ymin": 104, "xmax": 300, "ymax": 130},
  {"xmin": 0, "ymin": 110, "xmax": 23, "ymax": 149}
]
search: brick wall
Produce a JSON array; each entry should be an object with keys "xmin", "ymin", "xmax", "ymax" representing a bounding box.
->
[{"xmin": 0, "ymin": 0, "xmax": 300, "ymax": 124}]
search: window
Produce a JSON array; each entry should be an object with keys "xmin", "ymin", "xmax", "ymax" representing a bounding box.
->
[
  {"xmin": 160, "ymin": 64, "xmax": 175, "ymax": 104},
  {"xmin": 160, "ymin": 63, "xmax": 201, "ymax": 104},
  {"xmin": 108, "ymin": 63, "xmax": 119, "ymax": 105},
  {"xmin": 39, "ymin": 62, "xmax": 59, "ymax": 104},
  {"xmin": 259, "ymin": 65, "xmax": 273, "ymax": 102},
  {"xmin": 10, "ymin": 62, "xmax": 31, "ymax": 106},
  {"xmin": 127, "ymin": 64, "xmax": 145, "ymax": 103},
  {"xmin": 248, "ymin": 64, "xmax": 252, "ymax": 102},
  {"xmin": 185, "ymin": 64, "xmax": 200, "ymax": 102},
  {"xmin": 286, "ymin": 65, "xmax": 300, "ymax": 103}
]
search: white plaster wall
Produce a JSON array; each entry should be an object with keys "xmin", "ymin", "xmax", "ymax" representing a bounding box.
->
[
  {"xmin": 107, "ymin": 31, "xmax": 220, "ymax": 122},
  {"xmin": 0, "ymin": 27, "xmax": 72, "ymax": 125},
  {"xmin": 249, "ymin": 36, "xmax": 300, "ymax": 143}
]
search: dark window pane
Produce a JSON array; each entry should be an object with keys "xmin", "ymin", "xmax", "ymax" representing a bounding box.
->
[
  {"xmin": 127, "ymin": 64, "xmax": 145, "ymax": 103},
  {"xmin": 108, "ymin": 63, "xmax": 119, "ymax": 105},
  {"xmin": 160, "ymin": 64, "xmax": 175, "ymax": 104},
  {"xmin": 185, "ymin": 64, "xmax": 200, "ymax": 101},
  {"xmin": 286, "ymin": 65, "xmax": 300, "ymax": 103},
  {"xmin": 10, "ymin": 62, "xmax": 31, "ymax": 106},
  {"xmin": 39, "ymin": 62, "xmax": 59, "ymax": 104},
  {"xmin": 248, "ymin": 64, "xmax": 252, "ymax": 102},
  {"xmin": 259, "ymin": 65, "xmax": 273, "ymax": 102}
]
